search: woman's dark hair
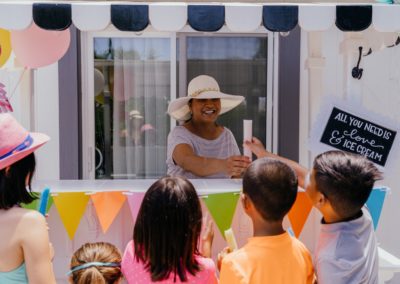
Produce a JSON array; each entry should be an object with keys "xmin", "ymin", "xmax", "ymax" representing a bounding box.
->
[
  {"xmin": 0, "ymin": 153, "xmax": 37, "ymax": 209},
  {"xmin": 133, "ymin": 176, "xmax": 203, "ymax": 282}
]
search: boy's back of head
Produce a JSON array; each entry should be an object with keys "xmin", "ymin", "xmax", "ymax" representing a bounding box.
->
[
  {"xmin": 243, "ymin": 158, "xmax": 298, "ymax": 222},
  {"xmin": 313, "ymin": 150, "xmax": 382, "ymax": 219}
]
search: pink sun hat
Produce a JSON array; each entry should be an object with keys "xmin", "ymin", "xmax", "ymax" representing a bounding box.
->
[{"xmin": 0, "ymin": 114, "xmax": 50, "ymax": 170}]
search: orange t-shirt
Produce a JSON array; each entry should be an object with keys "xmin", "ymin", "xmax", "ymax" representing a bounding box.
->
[{"xmin": 219, "ymin": 232, "xmax": 315, "ymax": 284}]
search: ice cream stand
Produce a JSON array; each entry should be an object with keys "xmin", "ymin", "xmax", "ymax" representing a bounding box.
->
[{"xmin": 1, "ymin": 2, "xmax": 400, "ymax": 283}]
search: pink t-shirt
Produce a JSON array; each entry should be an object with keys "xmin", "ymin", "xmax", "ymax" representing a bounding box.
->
[{"xmin": 122, "ymin": 240, "xmax": 218, "ymax": 284}]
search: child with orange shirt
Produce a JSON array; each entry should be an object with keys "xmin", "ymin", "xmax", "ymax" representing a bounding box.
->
[{"xmin": 219, "ymin": 158, "xmax": 315, "ymax": 284}]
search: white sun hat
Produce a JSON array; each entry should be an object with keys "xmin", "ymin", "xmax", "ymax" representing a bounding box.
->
[{"xmin": 168, "ymin": 75, "xmax": 245, "ymax": 121}]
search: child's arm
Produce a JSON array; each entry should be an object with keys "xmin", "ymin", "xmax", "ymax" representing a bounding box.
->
[
  {"xmin": 201, "ymin": 219, "xmax": 214, "ymax": 258},
  {"xmin": 245, "ymin": 137, "xmax": 309, "ymax": 188},
  {"xmin": 21, "ymin": 211, "xmax": 56, "ymax": 284}
]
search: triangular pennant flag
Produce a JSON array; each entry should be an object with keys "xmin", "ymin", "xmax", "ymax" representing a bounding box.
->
[
  {"xmin": 91, "ymin": 191, "xmax": 126, "ymax": 234},
  {"xmin": 21, "ymin": 192, "xmax": 53, "ymax": 214},
  {"xmin": 202, "ymin": 192, "xmax": 240, "ymax": 238},
  {"xmin": 53, "ymin": 192, "xmax": 90, "ymax": 240},
  {"xmin": 366, "ymin": 187, "xmax": 388, "ymax": 231},
  {"xmin": 126, "ymin": 192, "xmax": 145, "ymax": 223},
  {"xmin": 288, "ymin": 192, "xmax": 313, "ymax": 238}
]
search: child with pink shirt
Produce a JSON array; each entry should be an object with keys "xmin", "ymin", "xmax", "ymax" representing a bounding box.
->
[{"xmin": 121, "ymin": 176, "xmax": 217, "ymax": 284}]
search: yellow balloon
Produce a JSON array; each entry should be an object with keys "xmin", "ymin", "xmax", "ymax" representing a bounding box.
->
[{"xmin": 0, "ymin": 29, "xmax": 11, "ymax": 67}]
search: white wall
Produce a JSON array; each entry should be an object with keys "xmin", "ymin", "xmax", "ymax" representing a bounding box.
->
[
  {"xmin": 300, "ymin": 27, "xmax": 400, "ymax": 283},
  {"xmin": 33, "ymin": 63, "xmax": 60, "ymax": 180}
]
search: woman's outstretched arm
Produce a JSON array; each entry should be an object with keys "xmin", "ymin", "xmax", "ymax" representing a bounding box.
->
[{"xmin": 173, "ymin": 144, "xmax": 250, "ymax": 177}]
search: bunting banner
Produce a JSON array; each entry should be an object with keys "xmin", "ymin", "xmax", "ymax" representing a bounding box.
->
[
  {"xmin": 21, "ymin": 192, "xmax": 53, "ymax": 214},
  {"xmin": 126, "ymin": 192, "xmax": 145, "ymax": 223},
  {"xmin": 287, "ymin": 191, "xmax": 313, "ymax": 238},
  {"xmin": 21, "ymin": 186, "xmax": 388, "ymax": 240},
  {"xmin": 91, "ymin": 191, "xmax": 126, "ymax": 233},
  {"xmin": 366, "ymin": 187, "xmax": 389, "ymax": 230},
  {"xmin": 52, "ymin": 192, "xmax": 90, "ymax": 239},
  {"xmin": 201, "ymin": 192, "xmax": 240, "ymax": 238}
]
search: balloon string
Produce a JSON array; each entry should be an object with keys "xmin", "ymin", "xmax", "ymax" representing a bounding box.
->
[{"xmin": 8, "ymin": 67, "xmax": 27, "ymax": 100}]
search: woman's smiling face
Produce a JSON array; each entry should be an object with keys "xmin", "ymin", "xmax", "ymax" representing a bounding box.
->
[{"xmin": 189, "ymin": 98, "xmax": 221, "ymax": 122}]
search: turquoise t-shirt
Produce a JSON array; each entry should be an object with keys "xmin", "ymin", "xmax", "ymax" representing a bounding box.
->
[{"xmin": 0, "ymin": 262, "xmax": 28, "ymax": 284}]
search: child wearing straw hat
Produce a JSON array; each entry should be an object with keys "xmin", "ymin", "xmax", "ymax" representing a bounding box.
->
[
  {"xmin": 0, "ymin": 113, "xmax": 55, "ymax": 284},
  {"xmin": 167, "ymin": 75, "xmax": 250, "ymax": 178}
]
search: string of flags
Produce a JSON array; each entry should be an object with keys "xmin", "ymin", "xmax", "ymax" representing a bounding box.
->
[{"xmin": 21, "ymin": 187, "xmax": 389, "ymax": 240}]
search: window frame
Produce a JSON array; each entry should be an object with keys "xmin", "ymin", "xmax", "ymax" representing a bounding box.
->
[{"xmin": 80, "ymin": 25, "xmax": 278, "ymax": 179}]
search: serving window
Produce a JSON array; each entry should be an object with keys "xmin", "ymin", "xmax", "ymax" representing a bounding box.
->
[{"xmin": 81, "ymin": 29, "xmax": 273, "ymax": 179}]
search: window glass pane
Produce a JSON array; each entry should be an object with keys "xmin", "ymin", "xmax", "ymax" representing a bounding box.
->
[
  {"xmin": 185, "ymin": 36, "xmax": 267, "ymax": 152},
  {"xmin": 94, "ymin": 37, "xmax": 170, "ymax": 179}
]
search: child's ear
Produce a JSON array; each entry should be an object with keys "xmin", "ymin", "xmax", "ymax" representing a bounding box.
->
[
  {"xmin": 240, "ymin": 193, "xmax": 250, "ymax": 210},
  {"xmin": 315, "ymin": 192, "xmax": 328, "ymax": 209}
]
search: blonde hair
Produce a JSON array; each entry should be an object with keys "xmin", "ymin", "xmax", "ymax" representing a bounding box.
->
[{"xmin": 70, "ymin": 242, "xmax": 122, "ymax": 284}]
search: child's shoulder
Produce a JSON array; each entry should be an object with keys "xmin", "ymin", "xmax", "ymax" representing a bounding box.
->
[
  {"xmin": 222, "ymin": 247, "xmax": 248, "ymax": 264},
  {"xmin": 196, "ymin": 255, "xmax": 217, "ymax": 270}
]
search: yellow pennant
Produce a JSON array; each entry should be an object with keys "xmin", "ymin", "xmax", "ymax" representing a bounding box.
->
[
  {"xmin": 53, "ymin": 192, "xmax": 90, "ymax": 240},
  {"xmin": 0, "ymin": 29, "xmax": 11, "ymax": 67},
  {"xmin": 91, "ymin": 191, "xmax": 126, "ymax": 233}
]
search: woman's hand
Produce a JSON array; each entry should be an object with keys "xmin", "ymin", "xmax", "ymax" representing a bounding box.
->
[
  {"xmin": 225, "ymin": 156, "xmax": 251, "ymax": 177},
  {"xmin": 200, "ymin": 218, "xmax": 214, "ymax": 258},
  {"xmin": 244, "ymin": 137, "xmax": 270, "ymax": 158}
]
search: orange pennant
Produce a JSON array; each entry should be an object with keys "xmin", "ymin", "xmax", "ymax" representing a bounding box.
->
[
  {"xmin": 91, "ymin": 191, "xmax": 126, "ymax": 233},
  {"xmin": 288, "ymin": 191, "xmax": 313, "ymax": 238}
]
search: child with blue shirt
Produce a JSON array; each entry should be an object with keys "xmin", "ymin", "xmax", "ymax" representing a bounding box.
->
[{"xmin": 246, "ymin": 138, "xmax": 382, "ymax": 284}]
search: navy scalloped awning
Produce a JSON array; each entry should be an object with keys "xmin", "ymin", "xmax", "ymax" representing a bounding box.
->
[
  {"xmin": 263, "ymin": 6, "xmax": 298, "ymax": 32},
  {"xmin": 188, "ymin": 5, "xmax": 225, "ymax": 32},
  {"xmin": 336, "ymin": 6, "xmax": 372, "ymax": 32},
  {"xmin": 111, "ymin": 5, "xmax": 149, "ymax": 32},
  {"xmin": 21, "ymin": 3, "xmax": 380, "ymax": 33},
  {"xmin": 33, "ymin": 3, "xmax": 71, "ymax": 31}
]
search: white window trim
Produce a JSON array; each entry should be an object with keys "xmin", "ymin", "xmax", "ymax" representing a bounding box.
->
[{"xmin": 81, "ymin": 25, "xmax": 278, "ymax": 179}]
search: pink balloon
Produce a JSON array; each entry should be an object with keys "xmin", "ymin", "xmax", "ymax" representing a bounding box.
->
[{"xmin": 10, "ymin": 23, "xmax": 70, "ymax": 69}]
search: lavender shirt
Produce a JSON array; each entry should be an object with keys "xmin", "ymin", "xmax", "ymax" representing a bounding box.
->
[
  {"xmin": 166, "ymin": 126, "xmax": 241, "ymax": 178},
  {"xmin": 315, "ymin": 208, "xmax": 378, "ymax": 284}
]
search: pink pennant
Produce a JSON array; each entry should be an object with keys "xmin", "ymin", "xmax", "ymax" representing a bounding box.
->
[
  {"xmin": 126, "ymin": 192, "xmax": 145, "ymax": 223},
  {"xmin": 0, "ymin": 83, "xmax": 12, "ymax": 113}
]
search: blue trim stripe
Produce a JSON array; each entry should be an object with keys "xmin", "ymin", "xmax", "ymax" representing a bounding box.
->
[
  {"xmin": 33, "ymin": 3, "xmax": 71, "ymax": 31},
  {"xmin": 188, "ymin": 5, "xmax": 225, "ymax": 32},
  {"xmin": 0, "ymin": 135, "xmax": 33, "ymax": 160},
  {"xmin": 111, "ymin": 5, "xmax": 149, "ymax": 32}
]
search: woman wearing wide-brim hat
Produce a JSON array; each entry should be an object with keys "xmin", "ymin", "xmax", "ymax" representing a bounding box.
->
[
  {"xmin": 167, "ymin": 75, "xmax": 251, "ymax": 178},
  {"xmin": 0, "ymin": 114, "xmax": 56, "ymax": 284}
]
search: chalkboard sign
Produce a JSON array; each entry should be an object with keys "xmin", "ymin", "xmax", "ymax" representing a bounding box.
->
[{"xmin": 320, "ymin": 107, "xmax": 396, "ymax": 166}]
